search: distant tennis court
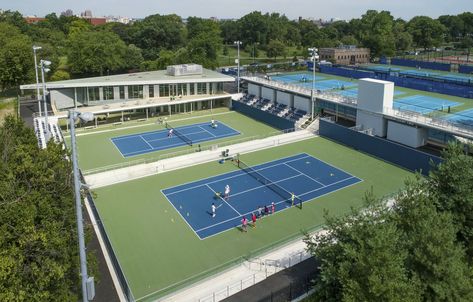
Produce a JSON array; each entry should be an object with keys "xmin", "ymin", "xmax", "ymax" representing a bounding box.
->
[
  {"xmin": 272, "ymin": 73, "xmax": 326, "ymax": 83},
  {"xmin": 162, "ymin": 153, "xmax": 362, "ymax": 239},
  {"xmin": 335, "ymin": 88, "xmax": 405, "ymax": 98},
  {"xmin": 393, "ymin": 95, "xmax": 460, "ymax": 114},
  {"xmin": 111, "ymin": 121, "xmax": 240, "ymax": 157},
  {"xmin": 447, "ymin": 108, "xmax": 473, "ymax": 127}
]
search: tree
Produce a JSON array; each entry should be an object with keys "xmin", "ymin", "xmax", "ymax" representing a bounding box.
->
[
  {"xmin": 305, "ymin": 193, "xmax": 422, "ymax": 302},
  {"xmin": 266, "ymin": 40, "xmax": 286, "ymax": 59},
  {"xmin": 0, "ymin": 23, "xmax": 33, "ymax": 91},
  {"xmin": 0, "ymin": 116, "xmax": 91, "ymax": 301},
  {"xmin": 124, "ymin": 44, "xmax": 144, "ymax": 70},
  {"xmin": 131, "ymin": 14, "xmax": 186, "ymax": 60},
  {"xmin": 356, "ymin": 10, "xmax": 397, "ymax": 57},
  {"xmin": 50, "ymin": 70, "xmax": 70, "ymax": 81},
  {"xmin": 407, "ymin": 16, "xmax": 446, "ymax": 49},
  {"xmin": 186, "ymin": 17, "xmax": 222, "ymax": 68},
  {"xmin": 67, "ymin": 30, "xmax": 128, "ymax": 75},
  {"xmin": 393, "ymin": 178, "xmax": 473, "ymax": 301},
  {"xmin": 427, "ymin": 143, "xmax": 473, "ymax": 258}
]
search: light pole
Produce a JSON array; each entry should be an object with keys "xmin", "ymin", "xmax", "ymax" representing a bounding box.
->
[
  {"xmin": 69, "ymin": 110, "xmax": 95, "ymax": 302},
  {"xmin": 234, "ymin": 41, "xmax": 242, "ymax": 93},
  {"xmin": 252, "ymin": 42, "xmax": 259, "ymax": 63},
  {"xmin": 33, "ymin": 45, "xmax": 42, "ymax": 116},
  {"xmin": 40, "ymin": 59, "xmax": 52, "ymax": 141},
  {"xmin": 308, "ymin": 48, "xmax": 319, "ymax": 120}
]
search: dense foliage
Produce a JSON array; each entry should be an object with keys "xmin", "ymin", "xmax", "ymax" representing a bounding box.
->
[
  {"xmin": 0, "ymin": 116, "xmax": 84, "ymax": 301},
  {"xmin": 0, "ymin": 9, "xmax": 472, "ymax": 90},
  {"xmin": 305, "ymin": 143, "xmax": 473, "ymax": 302}
]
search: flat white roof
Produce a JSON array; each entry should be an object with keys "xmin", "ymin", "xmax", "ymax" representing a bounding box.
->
[
  {"xmin": 20, "ymin": 67, "xmax": 234, "ymax": 90},
  {"xmin": 359, "ymin": 78, "xmax": 394, "ymax": 85}
]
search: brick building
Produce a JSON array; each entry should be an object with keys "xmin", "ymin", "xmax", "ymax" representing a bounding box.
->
[{"xmin": 319, "ymin": 46, "xmax": 371, "ymax": 65}]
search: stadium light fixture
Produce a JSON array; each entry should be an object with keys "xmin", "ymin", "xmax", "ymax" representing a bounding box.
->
[
  {"xmin": 32, "ymin": 46, "xmax": 42, "ymax": 116},
  {"xmin": 68, "ymin": 109, "xmax": 95, "ymax": 302},
  {"xmin": 234, "ymin": 41, "xmax": 242, "ymax": 93},
  {"xmin": 40, "ymin": 59, "xmax": 52, "ymax": 141},
  {"xmin": 309, "ymin": 48, "xmax": 319, "ymax": 120}
]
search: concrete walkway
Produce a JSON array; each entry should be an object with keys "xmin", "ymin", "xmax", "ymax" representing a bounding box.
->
[
  {"xmin": 157, "ymin": 229, "xmax": 327, "ymax": 302},
  {"xmin": 85, "ymin": 129, "xmax": 316, "ymax": 189}
]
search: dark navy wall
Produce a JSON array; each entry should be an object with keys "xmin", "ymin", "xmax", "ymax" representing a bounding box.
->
[
  {"xmin": 232, "ymin": 101, "xmax": 295, "ymax": 130},
  {"xmin": 319, "ymin": 119, "xmax": 442, "ymax": 175}
]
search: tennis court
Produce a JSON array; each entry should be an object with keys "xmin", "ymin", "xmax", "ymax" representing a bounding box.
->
[
  {"xmin": 111, "ymin": 121, "xmax": 240, "ymax": 157},
  {"xmin": 393, "ymin": 95, "xmax": 460, "ymax": 114},
  {"xmin": 162, "ymin": 153, "xmax": 362, "ymax": 239},
  {"xmin": 336, "ymin": 88, "xmax": 405, "ymax": 98},
  {"xmin": 447, "ymin": 108, "xmax": 473, "ymax": 127},
  {"xmin": 272, "ymin": 73, "xmax": 326, "ymax": 83}
]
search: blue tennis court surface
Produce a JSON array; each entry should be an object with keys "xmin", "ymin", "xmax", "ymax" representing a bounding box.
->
[
  {"xmin": 393, "ymin": 95, "xmax": 460, "ymax": 114},
  {"xmin": 162, "ymin": 153, "xmax": 362, "ymax": 239},
  {"xmin": 447, "ymin": 108, "xmax": 473, "ymax": 127},
  {"xmin": 335, "ymin": 88, "xmax": 405, "ymax": 98},
  {"xmin": 272, "ymin": 73, "xmax": 326, "ymax": 83},
  {"xmin": 111, "ymin": 121, "xmax": 240, "ymax": 157}
]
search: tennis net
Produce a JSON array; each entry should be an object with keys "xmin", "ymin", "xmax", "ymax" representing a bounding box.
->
[
  {"xmin": 165, "ymin": 122, "xmax": 193, "ymax": 146},
  {"xmin": 236, "ymin": 157, "xmax": 302, "ymax": 208}
]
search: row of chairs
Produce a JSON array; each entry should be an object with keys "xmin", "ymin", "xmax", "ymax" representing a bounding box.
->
[
  {"xmin": 238, "ymin": 94, "xmax": 310, "ymax": 124},
  {"xmin": 33, "ymin": 118, "xmax": 65, "ymax": 149}
]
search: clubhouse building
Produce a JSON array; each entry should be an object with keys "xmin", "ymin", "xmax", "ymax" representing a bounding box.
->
[{"xmin": 20, "ymin": 64, "xmax": 236, "ymax": 118}]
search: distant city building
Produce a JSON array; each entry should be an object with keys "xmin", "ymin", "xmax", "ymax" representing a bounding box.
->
[
  {"xmin": 81, "ymin": 9, "xmax": 92, "ymax": 18},
  {"xmin": 61, "ymin": 9, "xmax": 74, "ymax": 17},
  {"xmin": 319, "ymin": 46, "xmax": 370, "ymax": 65},
  {"xmin": 24, "ymin": 16, "xmax": 46, "ymax": 24},
  {"xmin": 83, "ymin": 17, "xmax": 107, "ymax": 26},
  {"xmin": 106, "ymin": 15, "xmax": 133, "ymax": 24}
]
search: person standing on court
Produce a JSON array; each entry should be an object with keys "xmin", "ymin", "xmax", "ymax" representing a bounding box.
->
[
  {"xmin": 271, "ymin": 202, "xmax": 275, "ymax": 214},
  {"xmin": 167, "ymin": 128, "xmax": 173, "ymax": 138},
  {"xmin": 211, "ymin": 203, "xmax": 216, "ymax": 218},
  {"xmin": 241, "ymin": 216, "xmax": 248, "ymax": 232},
  {"xmin": 251, "ymin": 212, "xmax": 257, "ymax": 228},
  {"xmin": 291, "ymin": 192, "xmax": 296, "ymax": 207},
  {"xmin": 224, "ymin": 184, "xmax": 231, "ymax": 200}
]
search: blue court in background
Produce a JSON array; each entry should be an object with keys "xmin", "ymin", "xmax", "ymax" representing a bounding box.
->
[
  {"xmin": 272, "ymin": 73, "xmax": 326, "ymax": 83},
  {"xmin": 335, "ymin": 88, "xmax": 405, "ymax": 98},
  {"xmin": 162, "ymin": 153, "xmax": 362, "ymax": 239},
  {"xmin": 393, "ymin": 95, "xmax": 460, "ymax": 114},
  {"xmin": 111, "ymin": 121, "xmax": 240, "ymax": 157},
  {"xmin": 447, "ymin": 108, "xmax": 473, "ymax": 127}
]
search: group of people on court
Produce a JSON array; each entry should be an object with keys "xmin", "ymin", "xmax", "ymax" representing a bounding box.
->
[
  {"xmin": 211, "ymin": 184, "xmax": 230, "ymax": 218},
  {"xmin": 167, "ymin": 119, "xmax": 217, "ymax": 138}
]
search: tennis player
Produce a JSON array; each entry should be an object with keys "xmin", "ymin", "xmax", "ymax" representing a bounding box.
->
[
  {"xmin": 224, "ymin": 184, "xmax": 230, "ymax": 200},
  {"xmin": 291, "ymin": 192, "xmax": 296, "ymax": 207},
  {"xmin": 211, "ymin": 203, "xmax": 217, "ymax": 218},
  {"xmin": 168, "ymin": 128, "xmax": 174, "ymax": 138},
  {"xmin": 241, "ymin": 216, "xmax": 248, "ymax": 232}
]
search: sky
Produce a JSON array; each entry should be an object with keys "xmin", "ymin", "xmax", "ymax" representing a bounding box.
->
[{"xmin": 0, "ymin": 0, "xmax": 471, "ymax": 20}]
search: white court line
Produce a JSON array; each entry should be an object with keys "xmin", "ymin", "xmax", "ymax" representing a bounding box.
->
[
  {"xmin": 146, "ymin": 130, "xmax": 207, "ymax": 143},
  {"xmin": 205, "ymin": 184, "xmax": 242, "ymax": 216},
  {"xmin": 283, "ymin": 162, "xmax": 325, "ymax": 187},
  {"xmin": 198, "ymin": 125, "xmax": 217, "ymax": 137},
  {"xmin": 164, "ymin": 155, "xmax": 312, "ymax": 196},
  {"xmin": 195, "ymin": 176, "xmax": 361, "ymax": 234},
  {"xmin": 139, "ymin": 135, "xmax": 154, "ymax": 150}
]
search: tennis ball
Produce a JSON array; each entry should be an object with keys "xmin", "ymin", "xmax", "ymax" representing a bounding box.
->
[
  {"xmin": 330, "ymin": 173, "xmax": 334, "ymax": 176},
  {"xmin": 179, "ymin": 205, "xmax": 182, "ymax": 209}
]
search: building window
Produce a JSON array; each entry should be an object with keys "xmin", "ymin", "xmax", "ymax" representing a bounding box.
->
[
  {"xmin": 119, "ymin": 86, "xmax": 125, "ymax": 99},
  {"xmin": 190, "ymin": 83, "xmax": 195, "ymax": 95},
  {"xmin": 128, "ymin": 85, "xmax": 143, "ymax": 99},
  {"xmin": 177, "ymin": 83, "xmax": 187, "ymax": 96},
  {"xmin": 216, "ymin": 82, "xmax": 224, "ymax": 94},
  {"xmin": 197, "ymin": 82, "xmax": 207, "ymax": 94},
  {"xmin": 104, "ymin": 86, "xmax": 114, "ymax": 100},
  {"xmin": 88, "ymin": 87, "xmax": 100, "ymax": 101},
  {"xmin": 159, "ymin": 84, "xmax": 169, "ymax": 97},
  {"xmin": 149, "ymin": 85, "xmax": 154, "ymax": 98}
]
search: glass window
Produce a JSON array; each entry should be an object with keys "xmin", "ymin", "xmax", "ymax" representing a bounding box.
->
[
  {"xmin": 128, "ymin": 85, "xmax": 143, "ymax": 99},
  {"xmin": 119, "ymin": 86, "xmax": 125, "ymax": 99},
  {"xmin": 149, "ymin": 85, "xmax": 154, "ymax": 98},
  {"xmin": 88, "ymin": 87, "xmax": 100, "ymax": 101},
  {"xmin": 190, "ymin": 83, "xmax": 195, "ymax": 95},
  {"xmin": 177, "ymin": 83, "xmax": 187, "ymax": 96},
  {"xmin": 197, "ymin": 82, "xmax": 207, "ymax": 95},
  {"xmin": 104, "ymin": 86, "xmax": 114, "ymax": 100},
  {"xmin": 216, "ymin": 82, "xmax": 224, "ymax": 94},
  {"xmin": 159, "ymin": 84, "xmax": 169, "ymax": 97}
]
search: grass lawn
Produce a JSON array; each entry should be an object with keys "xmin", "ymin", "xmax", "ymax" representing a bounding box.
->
[
  {"xmin": 69, "ymin": 108, "xmax": 279, "ymax": 172},
  {"xmin": 92, "ymin": 137, "xmax": 413, "ymax": 301},
  {"xmin": 218, "ymin": 45, "xmax": 301, "ymax": 66}
]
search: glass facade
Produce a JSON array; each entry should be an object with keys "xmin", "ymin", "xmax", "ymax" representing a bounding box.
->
[
  {"xmin": 149, "ymin": 85, "xmax": 154, "ymax": 98},
  {"xmin": 159, "ymin": 84, "xmax": 170, "ymax": 97},
  {"xmin": 103, "ymin": 86, "xmax": 114, "ymax": 100},
  {"xmin": 88, "ymin": 87, "xmax": 100, "ymax": 101},
  {"xmin": 119, "ymin": 86, "xmax": 125, "ymax": 99},
  {"xmin": 177, "ymin": 83, "xmax": 187, "ymax": 96},
  {"xmin": 197, "ymin": 82, "xmax": 207, "ymax": 95},
  {"xmin": 190, "ymin": 83, "xmax": 195, "ymax": 95},
  {"xmin": 128, "ymin": 85, "xmax": 143, "ymax": 99}
]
